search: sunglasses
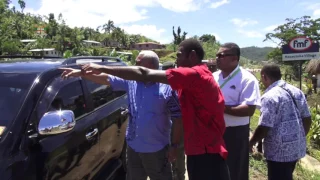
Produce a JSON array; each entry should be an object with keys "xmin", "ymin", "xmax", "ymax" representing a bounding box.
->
[{"xmin": 216, "ymin": 53, "xmax": 236, "ymax": 59}]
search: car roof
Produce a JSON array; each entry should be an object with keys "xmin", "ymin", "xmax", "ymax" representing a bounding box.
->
[
  {"xmin": 0, "ymin": 60, "xmax": 64, "ymax": 73},
  {"xmin": 0, "ymin": 56, "xmax": 127, "ymax": 73}
]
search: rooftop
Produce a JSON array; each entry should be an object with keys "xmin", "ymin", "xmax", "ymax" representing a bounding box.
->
[
  {"xmin": 135, "ymin": 42, "xmax": 162, "ymax": 45},
  {"xmin": 29, "ymin": 48, "xmax": 57, "ymax": 52},
  {"xmin": 82, "ymin": 40, "xmax": 102, "ymax": 44},
  {"xmin": 20, "ymin": 39, "xmax": 36, "ymax": 43}
]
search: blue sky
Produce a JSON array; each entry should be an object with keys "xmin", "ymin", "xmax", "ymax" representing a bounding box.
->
[{"xmin": 10, "ymin": 0, "xmax": 320, "ymax": 47}]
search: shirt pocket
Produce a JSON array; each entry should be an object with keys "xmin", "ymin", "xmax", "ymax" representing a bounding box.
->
[
  {"xmin": 147, "ymin": 92, "xmax": 166, "ymax": 113},
  {"xmin": 223, "ymin": 83, "xmax": 242, "ymax": 105}
]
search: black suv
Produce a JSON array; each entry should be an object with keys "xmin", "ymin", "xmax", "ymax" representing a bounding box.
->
[{"xmin": 0, "ymin": 56, "xmax": 129, "ymax": 180}]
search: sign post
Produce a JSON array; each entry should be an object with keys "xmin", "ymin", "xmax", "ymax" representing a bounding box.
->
[{"xmin": 282, "ymin": 36, "xmax": 320, "ymax": 89}]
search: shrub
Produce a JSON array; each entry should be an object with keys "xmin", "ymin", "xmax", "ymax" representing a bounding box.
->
[{"xmin": 307, "ymin": 105, "xmax": 320, "ymax": 146}]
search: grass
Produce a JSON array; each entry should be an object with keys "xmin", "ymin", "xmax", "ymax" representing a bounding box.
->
[
  {"xmin": 249, "ymin": 152, "xmax": 320, "ymax": 180},
  {"xmin": 308, "ymin": 146, "xmax": 320, "ymax": 162}
]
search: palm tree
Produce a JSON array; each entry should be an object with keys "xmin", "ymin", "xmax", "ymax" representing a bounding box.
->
[{"xmin": 102, "ymin": 20, "xmax": 115, "ymax": 34}]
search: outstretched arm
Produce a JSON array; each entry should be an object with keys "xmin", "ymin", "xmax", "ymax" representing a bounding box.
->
[
  {"xmin": 60, "ymin": 68, "xmax": 110, "ymax": 85},
  {"xmin": 81, "ymin": 64, "xmax": 169, "ymax": 84}
]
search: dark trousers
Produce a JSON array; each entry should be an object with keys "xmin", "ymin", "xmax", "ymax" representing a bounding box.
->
[
  {"xmin": 126, "ymin": 145, "xmax": 172, "ymax": 180},
  {"xmin": 267, "ymin": 160, "xmax": 297, "ymax": 180},
  {"xmin": 223, "ymin": 124, "xmax": 249, "ymax": 180},
  {"xmin": 187, "ymin": 153, "xmax": 230, "ymax": 180}
]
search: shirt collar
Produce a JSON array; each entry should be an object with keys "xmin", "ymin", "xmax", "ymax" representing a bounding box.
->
[
  {"xmin": 219, "ymin": 65, "xmax": 240, "ymax": 79},
  {"xmin": 264, "ymin": 79, "xmax": 285, "ymax": 93}
]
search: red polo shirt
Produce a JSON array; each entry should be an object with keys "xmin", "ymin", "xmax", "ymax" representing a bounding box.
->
[{"xmin": 166, "ymin": 64, "xmax": 227, "ymax": 159}]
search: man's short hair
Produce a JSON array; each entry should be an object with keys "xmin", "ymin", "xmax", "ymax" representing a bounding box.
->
[
  {"xmin": 221, "ymin": 42, "xmax": 240, "ymax": 61},
  {"xmin": 138, "ymin": 50, "xmax": 159, "ymax": 69},
  {"xmin": 261, "ymin": 63, "xmax": 282, "ymax": 81},
  {"xmin": 162, "ymin": 61, "xmax": 175, "ymax": 70},
  {"xmin": 179, "ymin": 38, "xmax": 205, "ymax": 62}
]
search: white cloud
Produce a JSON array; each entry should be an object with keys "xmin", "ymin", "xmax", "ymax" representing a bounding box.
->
[
  {"xmin": 120, "ymin": 24, "xmax": 170, "ymax": 44},
  {"xmin": 231, "ymin": 18, "xmax": 258, "ymax": 28},
  {"xmin": 212, "ymin": 33, "xmax": 221, "ymax": 41},
  {"xmin": 25, "ymin": 0, "xmax": 203, "ymax": 29},
  {"xmin": 237, "ymin": 30, "xmax": 263, "ymax": 38},
  {"xmin": 306, "ymin": 3, "xmax": 320, "ymax": 19},
  {"xmin": 263, "ymin": 24, "xmax": 280, "ymax": 32},
  {"xmin": 210, "ymin": 0, "xmax": 230, "ymax": 8}
]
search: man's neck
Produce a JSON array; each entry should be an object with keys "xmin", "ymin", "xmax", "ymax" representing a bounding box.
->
[{"xmin": 221, "ymin": 66, "xmax": 238, "ymax": 78}]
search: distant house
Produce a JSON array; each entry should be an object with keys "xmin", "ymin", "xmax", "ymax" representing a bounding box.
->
[
  {"xmin": 29, "ymin": 48, "xmax": 62, "ymax": 57},
  {"xmin": 82, "ymin": 40, "xmax": 102, "ymax": 47},
  {"xmin": 102, "ymin": 39, "xmax": 120, "ymax": 47},
  {"xmin": 131, "ymin": 42, "xmax": 165, "ymax": 50},
  {"xmin": 20, "ymin": 39, "xmax": 36, "ymax": 45}
]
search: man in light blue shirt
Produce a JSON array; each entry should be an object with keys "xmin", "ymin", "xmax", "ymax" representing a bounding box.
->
[
  {"xmin": 250, "ymin": 64, "xmax": 311, "ymax": 180},
  {"xmin": 60, "ymin": 51, "xmax": 183, "ymax": 180}
]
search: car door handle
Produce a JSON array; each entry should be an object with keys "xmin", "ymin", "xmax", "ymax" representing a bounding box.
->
[
  {"xmin": 85, "ymin": 128, "xmax": 98, "ymax": 140},
  {"xmin": 121, "ymin": 109, "xmax": 129, "ymax": 116}
]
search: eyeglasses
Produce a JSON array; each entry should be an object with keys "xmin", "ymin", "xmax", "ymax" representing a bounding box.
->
[{"xmin": 216, "ymin": 53, "xmax": 236, "ymax": 59}]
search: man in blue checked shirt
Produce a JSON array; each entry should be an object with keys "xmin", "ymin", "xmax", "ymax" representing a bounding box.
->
[{"xmin": 60, "ymin": 50, "xmax": 183, "ymax": 180}]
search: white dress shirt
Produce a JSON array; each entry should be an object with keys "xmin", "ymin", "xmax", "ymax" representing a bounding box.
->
[{"xmin": 213, "ymin": 66, "xmax": 261, "ymax": 127}]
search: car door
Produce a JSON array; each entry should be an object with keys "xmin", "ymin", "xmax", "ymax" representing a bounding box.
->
[
  {"xmin": 83, "ymin": 79, "xmax": 128, "ymax": 178},
  {"xmin": 36, "ymin": 76, "xmax": 101, "ymax": 180}
]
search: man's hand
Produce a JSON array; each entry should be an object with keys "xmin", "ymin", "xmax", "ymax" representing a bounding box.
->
[
  {"xmin": 167, "ymin": 147, "xmax": 178, "ymax": 163},
  {"xmin": 60, "ymin": 68, "xmax": 81, "ymax": 79},
  {"xmin": 81, "ymin": 63, "xmax": 104, "ymax": 75}
]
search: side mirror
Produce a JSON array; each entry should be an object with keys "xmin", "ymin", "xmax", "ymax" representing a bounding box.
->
[{"xmin": 38, "ymin": 110, "xmax": 76, "ymax": 135}]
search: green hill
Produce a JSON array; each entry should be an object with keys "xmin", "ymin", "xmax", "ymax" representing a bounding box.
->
[{"xmin": 240, "ymin": 46, "xmax": 275, "ymax": 61}]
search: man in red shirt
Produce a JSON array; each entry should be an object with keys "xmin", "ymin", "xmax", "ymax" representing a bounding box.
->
[{"xmin": 71, "ymin": 39, "xmax": 230, "ymax": 180}]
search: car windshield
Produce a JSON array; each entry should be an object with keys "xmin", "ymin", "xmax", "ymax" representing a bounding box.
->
[{"xmin": 0, "ymin": 73, "xmax": 37, "ymax": 133}]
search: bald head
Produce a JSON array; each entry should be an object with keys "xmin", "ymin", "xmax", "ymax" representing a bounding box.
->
[{"xmin": 136, "ymin": 50, "xmax": 160, "ymax": 69}]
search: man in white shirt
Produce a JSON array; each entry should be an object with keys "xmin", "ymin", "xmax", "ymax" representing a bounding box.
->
[{"xmin": 213, "ymin": 43, "xmax": 261, "ymax": 180}]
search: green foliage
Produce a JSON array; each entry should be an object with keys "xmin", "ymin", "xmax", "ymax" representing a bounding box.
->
[
  {"xmin": 0, "ymin": 2, "xmax": 159, "ymax": 56},
  {"xmin": 159, "ymin": 52, "xmax": 176, "ymax": 63},
  {"xmin": 199, "ymin": 34, "xmax": 216, "ymax": 43},
  {"xmin": 172, "ymin": 26, "xmax": 187, "ymax": 45},
  {"xmin": 202, "ymin": 41, "xmax": 219, "ymax": 59},
  {"xmin": 264, "ymin": 16, "xmax": 320, "ymax": 62},
  {"xmin": 264, "ymin": 16, "xmax": 320, "ymax": 46},
  {"xmin": 307, "ymin": 105, "xmax": 320, "ymax": 145},
  {"xmin": 1, "ymin": 40, "xmax": 22, "ymax": 55}
]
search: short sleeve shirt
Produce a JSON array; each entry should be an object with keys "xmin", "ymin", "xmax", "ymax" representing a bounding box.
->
[
  {"xmin": 213, "ymin": 67, "xmax": 261, "ymax": 127},
  {"xmin": 108, "ymin": 75, "xmax": 182, "ymax": 153},
  {"xmin": 166, "ymin": 64, "xmax": 227, "ymax": 159},
  {"xmin": 259, "ymin": 80, "xmax": 311, "ymax": 162}
]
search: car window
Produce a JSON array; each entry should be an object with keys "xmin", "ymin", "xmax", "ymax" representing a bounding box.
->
[
  {"xmin": 50, "ymin": 81, "xmax": 86, "ymax": 119},
  {"xmin": 84, "ymin": 80, "xmax": 126, "ymax": 109},
  {"xmin": 0, "ymin": 73, "xmax": 37, "ymax": 128}
]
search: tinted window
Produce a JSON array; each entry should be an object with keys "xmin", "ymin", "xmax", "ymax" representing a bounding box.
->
[
  {"xmin": 51, "ymin": 81, "xmax": 86, "ymax": 118},
  {"xmin": 85, "ymin": 80, "xmax": 126, "ymax": 109},
  {"xmin": 0, "ymin": 73, "xmax": 37, "ymax": 127}
]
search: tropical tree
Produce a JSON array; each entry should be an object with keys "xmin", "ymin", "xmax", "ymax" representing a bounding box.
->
[
  {"xmin": 199, "ymin": 34, "xmax": 216, "ymax": 43},
  {"xmin": 172, "ymin": 26, "xmax": 187, "ymax": 45},
  {"xmin": 264, "ymin": 16, "xmax": 320, "ymax": 77},
  {"xmin": 102, "ymin": 20, "xmax": 115, "ymax": 34}
]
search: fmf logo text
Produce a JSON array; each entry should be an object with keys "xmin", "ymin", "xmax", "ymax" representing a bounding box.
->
[{"xmin": 289, "ymin": 37, "xmax": 312, "ymax": 51}]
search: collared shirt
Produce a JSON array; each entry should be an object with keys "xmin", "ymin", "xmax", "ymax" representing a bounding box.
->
[
  {"xmin": 259, "ymin": 80, "xmax": 311, "ymax": 162},
  {"xmin": 213, "ymin": 66, "xmax": 261, "ymax": 127},
  {"xmin": 166, "ymin": 64, "xmax": 228, "ymax": 159},
  {"xmin": 108, "ymin": 75, "xmax": 181, "ymax": 153}
]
